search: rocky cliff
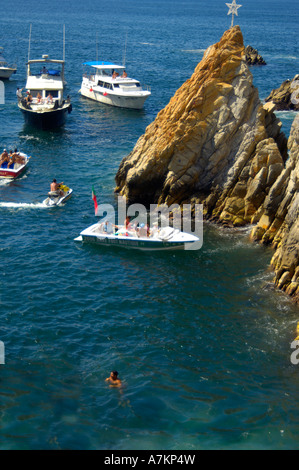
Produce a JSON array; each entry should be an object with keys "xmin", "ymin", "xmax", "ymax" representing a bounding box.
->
[
  {"xmin": 115, "ymin": 26, "xmax": 298, "ymax": 302},
  {"xmin": 265, "ymin": 75, "xmax": 299, "ymax": 111},
  {"xmin": 251, "ymin": 114, "xmax": 299, "ymax": 301}
]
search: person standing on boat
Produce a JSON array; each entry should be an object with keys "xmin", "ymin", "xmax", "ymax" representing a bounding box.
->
[
  {"xmin": 16, "ymin": 87, "xmax": 23, "ymax": 100},
  {"xmin": 47, "ymin": 93, "xmax": 53, "ymax": 104}
]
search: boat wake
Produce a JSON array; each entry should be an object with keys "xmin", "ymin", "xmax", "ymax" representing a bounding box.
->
[
  {"xmin": 0, "ymin": 202, "xmax": 47, "ymax": 209},
  {"xmin": 0, "ymin": 180, "xmax": 11, "ymax": 186}
]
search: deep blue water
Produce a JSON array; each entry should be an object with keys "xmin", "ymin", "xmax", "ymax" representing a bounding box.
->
[{"xmin": 0, "ymin": 0, "xmax": 299, "ymax": 450}]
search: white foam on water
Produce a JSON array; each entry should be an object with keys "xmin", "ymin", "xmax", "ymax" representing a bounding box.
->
[
  {"xmin": 181, "ymin": 49, "xmax": 206, "ymax": 53},
  {"xmin": 0, "ymin": 202, "xmax": 47, "ymax": 209},
  {"xmin": 0, "ymin": 179, "xmax": 11, "ymax": 186}
]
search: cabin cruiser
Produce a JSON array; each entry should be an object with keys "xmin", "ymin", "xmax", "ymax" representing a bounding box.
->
[
  {"xmin": 79, "ymin": 61, "xmax": 151, "ymax": 109},
  {"xmin": 18, "ymin": 54, "xmax": 72, "ymax": 129},
  {"xmin": 0, "ymin": 48, "xmax": 17, "ymax": 79},
  {"xmin": 75, "ymin": 222, "xmax": 200, "ymax": 251}
]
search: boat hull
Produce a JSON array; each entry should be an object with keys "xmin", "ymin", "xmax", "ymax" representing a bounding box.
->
[
  {"xmin": 76, "ymin": 223, "xmax": 199, "ymax": 251},
  {"xmin": 18, "ymin": 103, "xmax": 72, "ymax": 130},
  {"xmin": 80, "ymin": 84, "xmax": 150, "ymax": 110},
  {"xmin": 0, "ymin": 67, "xmax": 16, "ymax": 79}
]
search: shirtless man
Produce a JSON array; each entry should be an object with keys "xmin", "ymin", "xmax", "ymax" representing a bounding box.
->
[
  {"xmin": 50, "ymin": 178, "xmax": 64, "ymax": 196},
  {"xmin": 105, "ymin": 371, "xmax": 122, "ymax": 388},
  {"xmin": 0, "ymin": 149, "xmax": 9, "ymax": 166},
  {"xmin": 13, "ymin": 149, "xmax": 25, "ymax": 165}
]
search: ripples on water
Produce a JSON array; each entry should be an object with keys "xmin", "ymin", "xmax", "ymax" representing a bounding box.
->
[{"xmin": 0, "ymin": 0, "xmax": 299, "ymax": 450}]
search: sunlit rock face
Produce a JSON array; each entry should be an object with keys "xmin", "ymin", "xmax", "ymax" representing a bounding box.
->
[
  {"xmin": 251, "ymin": 115, "xmax": 299, "ymax": 302},
  {"xmin": 115, "ymin": 26, "xmax": 299, "ymax": 302},
  {"xmin": 264, "ymin": 75, "xmax": 299, "ymax": 112},
  {"xmin": 115, "ymin": 26, "xmax": 287, "ymax": 227}
]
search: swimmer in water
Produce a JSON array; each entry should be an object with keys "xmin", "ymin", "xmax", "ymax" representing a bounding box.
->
[{"xmin": 105, "ymin": 370, "xmax": 122, "ymax": 388}]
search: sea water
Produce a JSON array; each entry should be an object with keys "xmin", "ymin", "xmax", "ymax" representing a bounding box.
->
[{"xmin": 0, "ymin": 0, "xmax": 298, "ymax": 450}]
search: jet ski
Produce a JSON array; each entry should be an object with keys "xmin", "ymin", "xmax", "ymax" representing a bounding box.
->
[{"xmin": 43, "ymin": 184, "xmax": 73, "ymax": 206}]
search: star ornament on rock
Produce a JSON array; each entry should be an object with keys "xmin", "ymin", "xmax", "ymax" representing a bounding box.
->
[{"xmin": 226, "ymin": 0, "xmax": 242, "ymax": 27}]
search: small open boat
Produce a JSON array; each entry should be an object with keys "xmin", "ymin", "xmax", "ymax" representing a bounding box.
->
[
  {"xmin": 0, "ymin": 153, "xmax": 30, "ymax": 179},
  {"xmin": 43, "ymin": 185, "xmax": 73, "ymax": 206},
  {"xmin": 74, "ymin": 222, "xmax": 199, "ymax": 251}
]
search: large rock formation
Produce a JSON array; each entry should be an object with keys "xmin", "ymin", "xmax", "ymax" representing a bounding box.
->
[
  {"xmin": 265, "ymin": 75, "xmax": 299, "ymax": 111},
  {"xmin": 115, "ymin": 26, "xmax": 299, "ymax": 302},
  {"xmin": 245, "ymin": 45, "xmax": 266, "ymax": 66},
  {"xmin": 251, "ymin": 114, "xmax": 299, "ymax": 301},
  {"xmin": 115, "ymin": 26, "xmax": 287, "ymax": 221}
]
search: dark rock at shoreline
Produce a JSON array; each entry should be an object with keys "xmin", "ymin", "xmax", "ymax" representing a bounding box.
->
[
  {"xmin": 265, "ymin": 75, "xmax": 299, "ymax": 111},
  {"xmin": 245, "ymin": 45, "xmax": 266, "ymax": 66}
]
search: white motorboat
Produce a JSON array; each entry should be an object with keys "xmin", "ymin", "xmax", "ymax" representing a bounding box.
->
[
  {"xmin": 43, "ymin": 185, "xmax": 73, "ymax": 206},
  {"xmin": 0, "ymin": 48, "xmax": 17, "ymax": 79},
  {"xmin": 18, "ymin": 54, "xmax": 72, "ymax": 129},
  {"xmin": 0, "ymin": 152, "xmax": 30, "ymax": 179},
  {"xmin": 74, "ymin": 222, "xmax": 199, "ymax": 251},
  {"xmin": 79, "ymin": 61, "xmax": 151, "ymax": 109}
]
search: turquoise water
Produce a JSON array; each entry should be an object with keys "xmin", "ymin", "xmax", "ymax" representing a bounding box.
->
[{"xmin": 0, "ymin": 0, "xmax": 299, "ymax": 450}]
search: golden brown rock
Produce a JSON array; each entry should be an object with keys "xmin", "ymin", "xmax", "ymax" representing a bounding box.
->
[{"xmin": 115, "ymin": 26, "xmax": 299, "ymax": 303}]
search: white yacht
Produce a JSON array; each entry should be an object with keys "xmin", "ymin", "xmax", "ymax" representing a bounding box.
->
[
  {"xmin": 80, "ymin": 61, "xmax": 151, "ymax": 109},
  {"xmin": 18, "ymin": 55, "xmax": 72, "ymax": 130},
  {"xmin": 0, "ymin": 48, "xmax": 17, "ymax": 79}
]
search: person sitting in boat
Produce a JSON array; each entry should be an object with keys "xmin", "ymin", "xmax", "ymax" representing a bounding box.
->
[
  {"xmin": 46, "ymin": 93, "xmax": 53, "ymax": 104},
  {"xmin": 36, "ymin": 92, "xmax": 42, "ymax": 103},
  {"xmin": 26, "ymin": 91, "xmax": 33, "ymax": 103},
  {"xmin": 0, "ymin": 149, "xmax": 9, "ymax": 166},
  {"xmin": 41, "ymin": 66, "xmax": 48, "ymax": 74},
  {"xmin": 12, "ymin": 149, "xmax": 25, "ymax": 166},
  {"xmin": 50, "ymin": 179, "xmax": 64, "ymax": 196},
  {"xmin": 138, "ymin": 223, "xmax": 150, "ymax": 238},
  {"xmin": 101, "ymin": 220, "xmax": 115, "ymax": 234},
  {"xmin": 112, "ymin": 70, "xmax": 119, "ymax": 79},
  {"xmin": 124, "ymin": 216, "xmax": 133, "ymax": 230},
  {"xmin": 7, "ymin": 150, "xmax": 15, "ymax": 168},
  {"xmin": 121, "ymin": 70, "xmax": 127, "ymax": 78}
]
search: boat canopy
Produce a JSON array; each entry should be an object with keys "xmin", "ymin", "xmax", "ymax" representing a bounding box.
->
[
  {"xmin": 27, "ymin": 58, "xmax": 65, "ymax": 65},
  {"xmin": 83, "ymin": 61, "xmax": 125, "ymax": 70}
]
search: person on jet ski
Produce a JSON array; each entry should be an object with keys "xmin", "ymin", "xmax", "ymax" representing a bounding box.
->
[{"xmin": 50, "ymin": 179, "xmax": 64, "ymax": 196}]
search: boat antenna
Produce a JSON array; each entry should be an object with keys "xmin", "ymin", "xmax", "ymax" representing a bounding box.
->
[
  {"xmin": 28, "ymin": 23, "xmax": 32, "ymax": 62},
  {"xmin": 96, "ymin": 31, "xmax": 98, "ymax": 62},
  {"xmin": 63, "ymin": 24, "xmax": 65, "ymax": 61},
  {"xmin": 122, "ymin": 31, "xmax": 128, "ymax": 67}
]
